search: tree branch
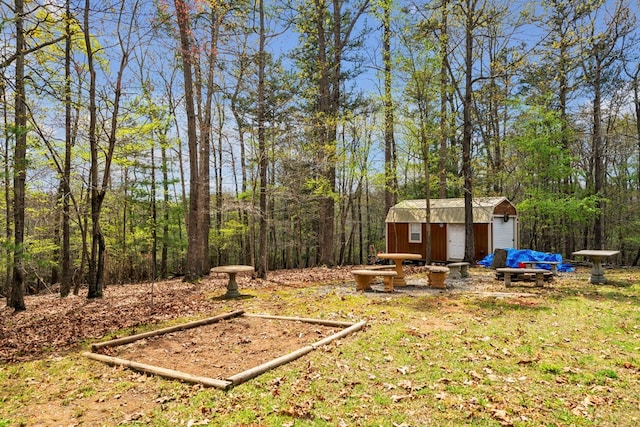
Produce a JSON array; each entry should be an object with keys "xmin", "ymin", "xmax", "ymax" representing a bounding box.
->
[{"xmin": 0, "ymin": 34, "xmax": 67, "ymax": 69}]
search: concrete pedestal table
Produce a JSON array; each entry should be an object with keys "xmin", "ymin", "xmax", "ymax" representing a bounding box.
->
[
  {"xmin": 210, "ymin": 265, "xmax": 254, "ymax": 298},
  {"xmin": 376, "ymin": 253, "xmax": 422, "ymax": 287},
  {"xmin": 572, "ymin": 250, "xmax": 619, "ymax": 284}
]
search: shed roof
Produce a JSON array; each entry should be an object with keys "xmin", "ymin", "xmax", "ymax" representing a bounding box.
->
[{"xmin": 385, "ymin": 197, "xmax": 511, "ymax": 224}]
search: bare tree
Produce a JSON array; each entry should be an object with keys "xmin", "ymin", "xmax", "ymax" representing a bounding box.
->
[
  {"xmin": 173, "ymin": 0, "xmax": 203, "ymax": 280},
  {"xmin": 4, "ymin": 0, "xmax": 65, "ymax": 310},
  {"xmin": 9, "ymin": 0, "xmax": 28, "ymax": 311},
  {"xmin": 85, "ymin": 0, "xmax": 142, "ymax": 298},
  {"xmin": 577, "ymin": 0, "xmax": 635, "ymax": 249},
  {"xmin": 257, "ymin": 0, "xmax": 268, "ymax": 278},
  {"xmin": 382, "ymin": 0, "xmax": 398, "ymax": 216}
]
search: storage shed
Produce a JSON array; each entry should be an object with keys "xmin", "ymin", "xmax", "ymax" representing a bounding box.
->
[{"xmin": 385, "ymin": 197, "xmax": 518, "ymax": 263}]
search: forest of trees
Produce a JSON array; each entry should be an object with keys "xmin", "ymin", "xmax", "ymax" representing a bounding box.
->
[{"xmin": 1, "ymin": 0, "xmax": 640, "ymax": 310}]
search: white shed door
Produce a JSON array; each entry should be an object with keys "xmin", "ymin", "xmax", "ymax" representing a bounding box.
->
[
  {"xmin": 493, "ymin": 216, "xmax": 516, "ymax": 250},
  {"xmin": 447, "ymin": 224, "xmax": 465, "ymax": 261}
]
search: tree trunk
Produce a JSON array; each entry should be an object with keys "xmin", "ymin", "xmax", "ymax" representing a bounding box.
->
[
  {"xmin": 383, "ymin": 0, "xmax": 397, "ymax": 216},
  {"xmin": 558, "ymin": 20, "xmax": 574, "ymax": 257},
  {"xmin": 1, "ymin": 72, "xmax": 11, "ymax": 299},
  {"xmin": 87, "ymin": 0, "xmax": 136, "ymax": 296},
  {"xmin": 150, "ymin": 142, "xmax": 158, "ymax": 280},
  {"xmin": 634, "ymin": 69, "xmax": 640, "ymax": 191},
  {"xmin": 174, "ymin": 0, "xmax": 202, "ymax": 281},
  {"xmin": 197, "ymin": 8, "xmax": 222, "ymax": 276},
  {"xmin": 592, "ymin": 73, "xmax": 603, "ymax": 249},
  {"xmin": 439, "ymin": 0, "xmax": 449, "ymax": 199},
  {"xmin": 462, "ymin": 0, "xmax": 475, "ymax": 264},
  {"xmin": 229, "ymin": 50, "xmax": 252, "ymax": 267},
  {"xmin": 161, "ymin": 143, "xmax": 169, "ymax": 278},
  {"xmin": 314, "ymin": 0, "xmax": 334, "ymax": 267},
  {"xmin": 9, "ymin": 0, "xmax": 27, "ymax": 311},
  {"xmin": 257, "ymin": 0, "xmax": 268, "ymax": 278},
  {"xmin": 84, "ymin": 0, "xmax": 104, "ymax": 298},
  {"xmin": 60, "ymin": 0, "xmax": 73, "ymax": 297},
  {"xmin": 422, "ymin": 137, "xmax": 432, "ymax": 265}
]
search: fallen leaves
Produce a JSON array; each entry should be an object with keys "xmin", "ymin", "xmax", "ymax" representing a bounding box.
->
[
  {"xmin": 390, "ymin": 393, "xmax": 412, "ymax": 402},
  {"xmin": 0, "ymin": 267, "xmax": 359, "ymax": 363}
]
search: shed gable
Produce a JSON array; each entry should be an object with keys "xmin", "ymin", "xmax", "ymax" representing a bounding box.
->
[{"xmin": 385, "ymin": 197, "xmax": 513, "ymax": 224}]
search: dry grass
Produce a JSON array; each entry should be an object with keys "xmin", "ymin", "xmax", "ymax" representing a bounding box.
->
[{"xmin": 1, "ymin": 266, "xmax": 639, "ymax": 426}]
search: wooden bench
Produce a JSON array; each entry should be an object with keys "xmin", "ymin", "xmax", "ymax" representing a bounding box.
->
[
  {"xmin": 447, "ymin": 262, "xmax": 470, "ymax": 279},
  {"xmin": 496, "ymin": 267, "xmax": 550, "ymax": 288},
  {"xmin": 427, "ymin": 266, "xmax": 450, "ymax": 289},
  {"xmin": 351, "ymin": 269, "xmax": 397, "ymax": 292},
  {"xmin": 524, "ymin": 261, "xmax": 559, "ymax": 275},
  {"xmin": 364, "ymin": 264, "xmax": 396, "ymax": 285}
]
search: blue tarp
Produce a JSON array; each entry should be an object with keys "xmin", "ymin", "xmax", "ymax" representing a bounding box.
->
[{"xmin": 478, "ymin": 249, "xmax": 574, "ymax": 272}]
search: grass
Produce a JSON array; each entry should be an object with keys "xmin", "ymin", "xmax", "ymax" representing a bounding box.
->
[{"xmin": 1, "ymin": 269, "xmax": 640, "ymax": 426}]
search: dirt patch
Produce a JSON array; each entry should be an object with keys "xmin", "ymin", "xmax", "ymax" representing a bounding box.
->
[{"xmin": 105, "ymin": 316, "xmax": 343, "ymax": 380}]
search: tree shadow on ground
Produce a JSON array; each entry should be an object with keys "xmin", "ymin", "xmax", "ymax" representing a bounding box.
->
[
  {"xmin": 545, "ymin": 274, "xmax": 640, "ymax": 306},
  {"xmin": 404, "ymin": 293, "xmax": 553, "ymax": 316}
]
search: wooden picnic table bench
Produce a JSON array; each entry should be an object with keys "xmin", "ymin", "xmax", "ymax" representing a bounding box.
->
[
  {"xmin": 366, "ymin": 264, "xmax": 396, "ymax": 270},
  {"xmin": 351, "ymin": 269, "xmax": 397, "ymax": 292},
  {"xmin": 496, "ymin": 267, "xmax": 551, "ymax": 288},
  {"xmin": 427, "ymin": 266, "xmax": 450, "ymax": 289},
  {"xmin": 363, "ymin": 264, "xmax": 396, "ymax": 285},
  {"xmin": 524, "ymin": 261, "xmax": 560, "ymax": 275}
]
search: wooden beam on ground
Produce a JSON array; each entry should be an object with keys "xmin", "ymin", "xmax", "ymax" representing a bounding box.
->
[
  {"xmin": 225, "ymin": 346, "xmax": 315, "ymax": 386},
  {"xmin": 311, "ymin": 320, "xmax": 367, "ymax": 348},
  {"xmin": 226, "ymin": 320, "xmax": 367, "ymax": 387},
  {"xmin": 243, "ymin": 313, "xmax": 355, "ymax": 327},
  {"xmin": 91, "ymin": 310, "xmax": 245, "ymax": 352},
  {"xmin": 82, "ymin": 352, "xmax": 233, "ymax": 390}
]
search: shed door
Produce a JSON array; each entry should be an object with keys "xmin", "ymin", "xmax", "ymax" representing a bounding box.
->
[
  {"xmin": 493, "ymin": 216, "xmax": 515, "ymax": 250},
  {"xmin": 447, "ymin": 224, "xmax": 465, "ymax": 260}
]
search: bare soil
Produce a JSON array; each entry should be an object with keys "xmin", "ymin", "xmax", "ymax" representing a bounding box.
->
[{"xmin": 108, "ymin": 316, "xmax": 343, "ymax": 380}]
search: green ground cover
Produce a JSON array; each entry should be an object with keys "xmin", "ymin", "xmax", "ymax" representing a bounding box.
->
[{"xmin": 1, "ymin": 268, "xmax": 639, "ymax": 426}]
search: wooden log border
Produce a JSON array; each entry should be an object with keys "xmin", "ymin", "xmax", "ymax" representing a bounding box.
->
[
  {"xmin": 84, "ymin": 311, "xmax": 366, "ymax": 390},
  {"xmin": 82, "ymin": 351, "xmax": 234, "ymax": 390},
  {"xmin": 91, "ymin": 309, "xmax": 245, "ymax": 352}
]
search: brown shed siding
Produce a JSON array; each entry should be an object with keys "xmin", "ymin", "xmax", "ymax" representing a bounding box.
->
[
  {"xmin": 386, "ymin": 223, "xmax": 448, "ymax": 261},
  {"xmin": 430, "ymin": 224, "xmax": 447, "ymax": 261},
  {"xmin": 494, "ymin": 199, "xmax": 516, "ymax": 216},
  {"xmin": 474, "ymin": 223, "xmax": 489, "ymax": 262},
  {"xmin": 387, "ymin": 222, "xmax": 493, "ymax": 262},
  {"xmin": 386, "ymin": 223, "xmax": 411, "ymax": 253}
]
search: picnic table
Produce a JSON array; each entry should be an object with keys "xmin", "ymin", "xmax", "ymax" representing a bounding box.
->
[
  {"xmin": 496, "ymin": 267, "xmax": 549, "ymax": 287},
  {"xmin": 210, "ymin": 265, "xmax": 254, "ymax": 298},
  {"xmin": 524, "ymin": 261, "xmax": 560, "ymax": 275},
  {"xmin": 376, "ymin": 252, "xmax": 422, "ymax": 286},
  {"xmin": 572, "ymin": 250, "xmax": 619, "ymax": 284}
]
